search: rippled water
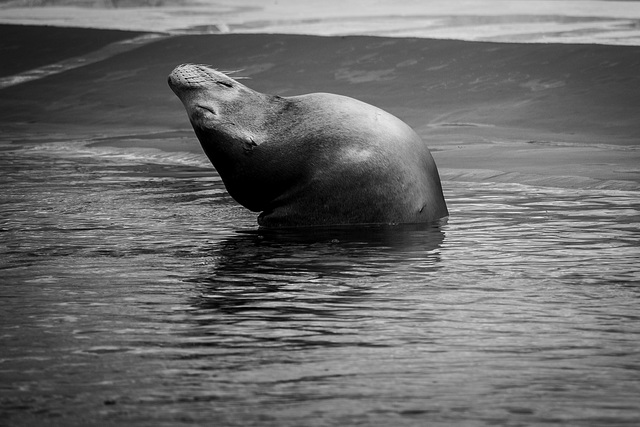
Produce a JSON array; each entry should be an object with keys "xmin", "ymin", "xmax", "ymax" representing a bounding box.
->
[{"xmin": 1, "ymin": 141, "xmax": 639, "ymax": 426}]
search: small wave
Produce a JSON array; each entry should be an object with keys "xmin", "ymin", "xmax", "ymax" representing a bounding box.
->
[{"xmin": 24, "ymin": 140, "xmax": 212, "ymax": 168}]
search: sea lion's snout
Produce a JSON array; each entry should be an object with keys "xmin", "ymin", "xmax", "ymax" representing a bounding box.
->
[{"xmin": 168, "ymin": 64, "xmax": 219, "ymax": 90}]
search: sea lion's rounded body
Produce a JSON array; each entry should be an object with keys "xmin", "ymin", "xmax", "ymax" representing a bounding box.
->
[{"xmin": 168, "ymin": 64, "xmax": 448, "ymax": 228}]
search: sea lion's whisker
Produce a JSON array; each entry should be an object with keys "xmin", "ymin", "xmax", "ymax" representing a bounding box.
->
[
  {"xmin": 219, "ymin": 69, "xmax": 250, "ymax": 79},
  {"xmin": 193, "ymin": 66, "xmax": 250, "ymax": 80}
]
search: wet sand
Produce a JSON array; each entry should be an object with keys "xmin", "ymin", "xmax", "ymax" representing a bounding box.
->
[{"xmin": 1, "ymin": 24, "xmax": 639, "ymax": 190}]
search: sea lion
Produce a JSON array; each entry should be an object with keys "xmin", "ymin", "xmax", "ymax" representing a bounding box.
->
[{"xmin": 168, "ymin": 63, "xmax": 448, "ymax": 228}]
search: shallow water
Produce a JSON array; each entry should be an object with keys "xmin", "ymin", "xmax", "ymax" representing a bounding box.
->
[{"xmin": 1, "ymin": 141, "xmax": 639, "ymax": 426}]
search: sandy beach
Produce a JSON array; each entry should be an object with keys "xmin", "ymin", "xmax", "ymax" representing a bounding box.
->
[{"xmin": 1, "ymin": 24, "xmax": 639, "ymax": 190}]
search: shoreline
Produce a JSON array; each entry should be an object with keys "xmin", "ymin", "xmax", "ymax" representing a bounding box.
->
[{"xmin": 3, "ymin": 1, "xmax": 640, "ymax": 45}]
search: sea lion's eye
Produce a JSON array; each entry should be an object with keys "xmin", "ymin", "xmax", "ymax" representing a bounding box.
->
[{"xmin": 217, "ymin": 81, "xmax": 233, "ymax": 88}]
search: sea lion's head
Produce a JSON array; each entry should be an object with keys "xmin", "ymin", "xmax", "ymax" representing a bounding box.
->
[
  {"xmin": 168, "ymin": 64, "xmax": 271, "ymax": 149},
  {"xmin": 168, "ymin": 64, "xmax": 286, "ymax": 211}
]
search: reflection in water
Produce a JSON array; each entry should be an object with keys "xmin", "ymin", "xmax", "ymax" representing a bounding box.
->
[
  {"xmin": 1, "ymin": 142, "xmax": 639, "ymax": 426},
  {"xmin": 192, "ymin": 224, "xmax": 444, "ymax": 309},
  {"xmin": 185, "ymin": 226, "xmax": 445, "ymax": 351}
]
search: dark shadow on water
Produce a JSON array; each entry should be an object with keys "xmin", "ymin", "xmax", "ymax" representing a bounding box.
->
[
  {"xmin": 243, "ymin": 220, "xmax": 447, "ymax": 246},
  {"xmin": 185, "ymin": 223, "xmax": 446, "ymax": 317}
]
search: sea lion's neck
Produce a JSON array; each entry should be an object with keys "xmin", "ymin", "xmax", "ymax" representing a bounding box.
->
[{"xmin": 191, "ymin": 94, "xmax": 295, "ymax": 211}]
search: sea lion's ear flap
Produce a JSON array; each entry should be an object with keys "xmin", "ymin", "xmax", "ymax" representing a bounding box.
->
[
  {"xmin": 242, "ymin": 136, "xmax": 259, "ymax": 153},
  {"xmin": 222, "ymin": 126, "xmax": 262, "ymax": 153}
]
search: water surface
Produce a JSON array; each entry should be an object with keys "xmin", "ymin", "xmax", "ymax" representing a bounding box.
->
[{"xmin": 1, "ymin": 141, "xmax": 639, "ymax": 426}]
